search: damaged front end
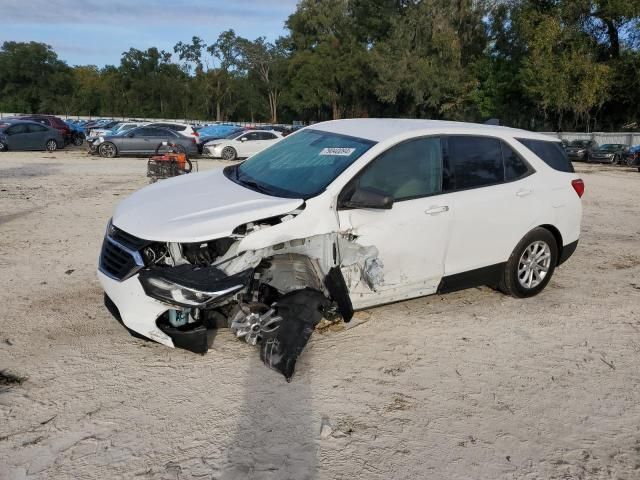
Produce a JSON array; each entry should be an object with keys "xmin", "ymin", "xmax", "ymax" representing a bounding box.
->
[{"xmin": 99, "ymin": 215, "xmax": 385, "ymax": 380}]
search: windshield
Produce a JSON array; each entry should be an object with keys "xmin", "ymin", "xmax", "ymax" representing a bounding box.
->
[
  {"xmin": 228, "ymin": 129, "xmax": 376, "ymax": 199},
  {"xmin": 599, "ymin": 144, "xmax": 623, "ymax": 150}
]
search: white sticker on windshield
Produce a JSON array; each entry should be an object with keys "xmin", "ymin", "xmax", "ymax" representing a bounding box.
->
[{"xmin": 320, "ymin": 147, "xmax": 356, "ymax": 156}]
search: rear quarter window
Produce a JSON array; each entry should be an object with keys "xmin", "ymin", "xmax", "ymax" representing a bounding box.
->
[{"xmin": 515, "ymin": 138, "xmax": 574, "ymax": 173}]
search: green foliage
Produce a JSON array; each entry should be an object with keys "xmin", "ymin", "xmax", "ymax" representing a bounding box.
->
[
  {"xmin": 0, "ymin": 41, "xmax": 72, "ymax": 113},
  {"xmin": 1, "ymin": 0, "xmax": 639, "ymax": 129}
]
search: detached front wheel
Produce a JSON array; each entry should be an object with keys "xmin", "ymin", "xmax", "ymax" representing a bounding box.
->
[
  {"xmin": 99, "ymin": 142, "xmax": 117, "ymax": 158},
  {"xmin": 499, "ymin": 227, "xmax": 558, "ymax": 298}
]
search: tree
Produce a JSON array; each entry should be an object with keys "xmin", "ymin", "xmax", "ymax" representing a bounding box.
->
[
  {"xmin": 0, "ymin": 41, "xmax": 72, "ymax": 113},
  {"xmin": 371, "ymin": 0, "xmax": 487, "ymax": 119},
  {"xmin": 287, "ymin": 0, "xmax": 372, "ymax": 119},
  {"xmin": 235, "ymin": 36, "xmax": 289, "ymax": 123},
  {"xmin": 518, "ymin": 7, "xmax": 611, "ymax": 129}
]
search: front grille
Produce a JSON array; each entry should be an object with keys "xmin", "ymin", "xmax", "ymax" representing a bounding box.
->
[
  {"xmin": 110, "ymin": 226, "xmax": 150, "ymax": 249},
  {"xmin": 99, "ymin": 227, "xmax": 150, "ymax": 281}
]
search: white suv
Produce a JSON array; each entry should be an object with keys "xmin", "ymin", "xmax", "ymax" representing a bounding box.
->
[{"xmin": 98, "ymin": 119, "xmax": 582, "ymax": 375}]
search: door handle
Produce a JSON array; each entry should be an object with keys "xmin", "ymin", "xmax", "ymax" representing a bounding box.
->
[
  {"xmin": 425, "ymin": 206, "xmax": 449, "ymax": 215},
  {"xmin": 516, "ymin": 188, "xmax": 533, "ymax": 197}
]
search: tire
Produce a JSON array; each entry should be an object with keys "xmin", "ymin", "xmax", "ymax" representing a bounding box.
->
[
  {"xmin": 0, "ymin": 141, "xmax": 7, "ymax": 152},
  {"xmin": 611, "ymin": 155, "xmax": 619, "ymax": 165},
  {"xmin": 73, "ymin": 136, "xmax": 84, "ymax": 146},
  {"xmin": 221, "ymin": 146, "xmax": 237, "ymax": 161},
  {"xmin": 99, "ymin": 142, "xmax": 117, "ymax": 158},
  {"xmin": 45, "ymin": 139, "xmax": 58, "ymax": 152},
  {"xmin": 498, "ymin": 227, "xmax": 558, "ymax": 298}
]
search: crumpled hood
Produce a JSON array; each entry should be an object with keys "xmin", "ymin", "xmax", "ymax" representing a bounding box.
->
[{"xmin": 112, "ymin": 167, "xmax": 303, "ymax": 243}]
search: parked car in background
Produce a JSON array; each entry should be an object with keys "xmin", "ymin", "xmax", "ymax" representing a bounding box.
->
[
  {"xmin": 87, "ymin": 122, "xmax": 143, "ymax": 143},
  {"xmin": 588, "ymin": 143, "xmax": 628, "ymax": 164},
  {"xmin": 88, "ymin": 120, "xmax": 121, "ymax": 138},
  {"xmin": 625, "ymin": 145, "xmax": 640, "ymax": 167},
  {"xmin": 205, "ymin": 130, "xmax": 282, "ymax": 160},
  {"xmin": 91, "ymin": 126, "xmax": 198, "ymax": 158},
  {"xmin": 565, "ymin": 139, "xmax": 598, "ymax": 161},
  {"xmin": 145, "ymin": 122, "xmax": 199, "ymax": 140},
  {"xmin": 0, "ymin": 120, "xmax": 64, "ymax": 152},
  {"xmin": 65, "ymin": 120, "xmax": 86, "ymax": 146},
  {"xmin": 195, "ymin": 125, "xmax": 246, "ymax": 154},
  {"xmin": 12, "ymin": 114, "xmax": 72, "ymax": 145}
]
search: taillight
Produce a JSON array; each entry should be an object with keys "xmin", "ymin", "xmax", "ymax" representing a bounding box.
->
[
  {"xmin": 191, "ymin": 138, "xmax": 196, "ymax": 144},
  {"xmin": 571, "ymin": 179, "xmax": 584, "ymax": 198},
  {"xmin": 193, "ymin": 131, "xmax": 199, "ymax": 137}
]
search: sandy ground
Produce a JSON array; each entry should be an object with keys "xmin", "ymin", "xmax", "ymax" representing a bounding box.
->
[{"xmin": 0, "ymin": 147, "xmax": 639, "ymax": 480}]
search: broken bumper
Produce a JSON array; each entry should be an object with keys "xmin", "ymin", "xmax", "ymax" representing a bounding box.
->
[
  {"xmin": 98, "ymin": 258, "xmax": 254, "ymax": 353},
  {"xmin": 98, "ymin": 269, "xmax": 176, "ymax": 347},
  {"xmin": 98, "ymin": 270, "xmax": 235, "ymax": 353}
]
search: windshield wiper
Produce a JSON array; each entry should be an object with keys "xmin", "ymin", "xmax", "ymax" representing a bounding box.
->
[
  {"xmin": 235, "ymin": 168, "xmax": 273, "ymax": 195},
  {"xmin": 239, "ymin": 178, "xmax": 273, "ymax": 195}
]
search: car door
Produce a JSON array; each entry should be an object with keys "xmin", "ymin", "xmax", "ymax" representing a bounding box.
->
[
  {"xmin": 441, "ymin": 136, "xmax": 538, "ymax": 277},
  {"xmin": 124, "ymin": 127, "xmax": 155, "ymax": 153},
  {"xmin": 258, "ymin": 132, "xmax": 279, "ymax": 153},
  {"xmin": 337, "ymin": 136, "xmax": 454, "ymax": 309},
  {"xmin": 238, "ymin": 131, "xmax": 261, "ymax": 157},
  {"xmin": 5, "ymin": 124, "xmax": 31, "ymax": 150},
  {"xmin": 141, "ymin": 128, "xmax": 173, "ymax": 153},
  {"xmin": 26, "ymin": 123, "xmax": 49, "ymax": 149}
]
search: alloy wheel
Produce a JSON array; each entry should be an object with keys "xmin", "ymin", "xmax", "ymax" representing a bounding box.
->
[
  {"xmin": 222, "ymin": 147, "xmax": 236, "ymax": 160},
  {"xmin": 517, "ymin": 241, "xmax": 551, "ymax": 289},
  {"xmin": 99, "ymin": 143, "xmax": 116, "ymax": 158},
  {"xmin": 46, "ymin": 140, "xmax": 58, "ymax": 152}
]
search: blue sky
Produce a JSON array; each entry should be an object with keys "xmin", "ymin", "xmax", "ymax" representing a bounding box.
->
[{"xmin": 2, "ymin": 0, "xmax": 298, "ymax": 67}]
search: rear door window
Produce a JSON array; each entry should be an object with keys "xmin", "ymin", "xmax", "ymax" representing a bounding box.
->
[
  {"xmin": 27, "ymin": 123, "xmax": 48, "ymax": 133},
  {"xmin": 446, "ymin": 136, "xmax": 504, "ymax": 190},
  {"xmin": 137, "ymin": 128, "xmax": 165, "ymax": 137},
  {"xmin": 157, "ymin": 123, "xmax": 186, "ymax": 132},
  {"xmin": 515, "ymin": 138, "xmax": 574, "ymax": 173},
  {"xmin": 502, "ymin": 142, "xmax": 533, "ymax": 181}
]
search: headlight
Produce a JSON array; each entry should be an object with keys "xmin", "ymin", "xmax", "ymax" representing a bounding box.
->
[
  {"xmin": 138, "ymin": 267, "xmax": 251, "ymax": 308},
  {"xmin": 105, "ymin": 218, "xmax": 115, "ymax": 237}
]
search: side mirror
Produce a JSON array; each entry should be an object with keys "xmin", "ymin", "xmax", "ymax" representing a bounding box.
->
[{"xmin": 341, "ymin": 187, "xmax": 394, "ymax": 210}]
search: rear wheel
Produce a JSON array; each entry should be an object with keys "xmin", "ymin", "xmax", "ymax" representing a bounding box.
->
[
  {"xmin": 222, "ymin": 146, "xmax": 237, "ymax": 161},
  {"xmin": 99, "ymin": 142, "xmax": 117, "ymax": 158},
  {"xmin": 0, "ymin": 141, "xmax": 7, "ymax": 152},
  {"xmin": 498, "ymin": 227, "xmax": 558, "ymax": 298},
  {"xmin": 45, "ymin": 139, "xmax": 58, "ymax": 152},
  {"xmin": 73, "ymin": 135, "xmax": 84, "ymax": 146}
]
